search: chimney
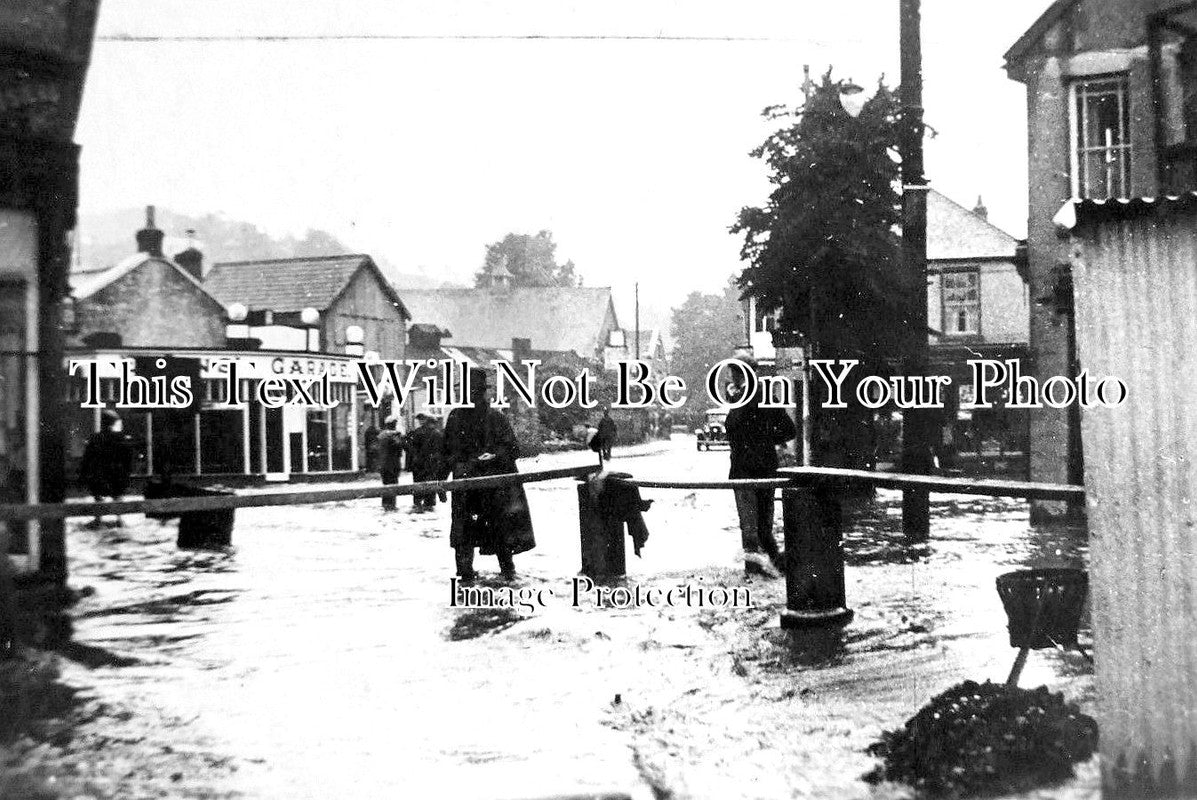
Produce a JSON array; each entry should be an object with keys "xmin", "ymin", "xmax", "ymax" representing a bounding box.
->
[
  {"xmin": 135, "ymin": 205, "xmax": 165, "ymax": 257},
  {"xmin": 511, "ymin": 337, "xmax": 532, "ymax": 363},
  {"xmin": 973, "ymin": 195, "xmax": 989, "ymax": 221},
  {"xmin": 174, "ymin": 228, "xmax": 204, "ymax": 280}
]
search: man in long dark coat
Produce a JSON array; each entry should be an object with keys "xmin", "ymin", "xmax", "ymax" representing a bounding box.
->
[
  {"xmin": 597, "ymin": 408, "xmax": 617, "ymax": 460},
  {"xmin": 724, "ymin": 357, "xmax": 795, "ymax": 578},
  {"xmin": 404, "ymin": 412, "xmax": 443, "ymax": 512},
  {"xmin": 439, "ymin": 368, "xmax": 534, "ymax": 581},
  {"xmin": 377, "ymin": 421, "xmax": 405, "ymax": 512},
  {"xmin": 79, "ymin": 409, "xmax": 134, "ymax": 527}
]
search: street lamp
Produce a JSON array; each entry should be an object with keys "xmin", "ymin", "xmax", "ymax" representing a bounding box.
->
[
  {"xmin": 839, "ymin": 80, "xmax": 867, "ymax": 118},
  {"xmin": 300, "ymin": 307, "xmax": 320, "ymax": 352},
  {"xmin": 345, "ymin": 325, "xmax": 365, "ymax": 357}
]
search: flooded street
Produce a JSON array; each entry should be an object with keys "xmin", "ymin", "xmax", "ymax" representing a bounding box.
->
[{"xmin": 46, "ymin": 436, "xmax": 1095, "ymax": 799}]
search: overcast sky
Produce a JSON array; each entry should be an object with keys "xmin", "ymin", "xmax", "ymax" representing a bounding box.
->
[{"xmin": 77, "ymin": 0, "xmax": 1050, "ymax": 327}]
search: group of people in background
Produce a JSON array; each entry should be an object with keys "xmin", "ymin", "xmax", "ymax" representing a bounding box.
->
[
  {"xmin": 373, "ymin": 412, "xmax": 445, "ymax": 514},
  {"xmin": 75, "ymin": 355, "xmax": 791, "ymax": 585}
]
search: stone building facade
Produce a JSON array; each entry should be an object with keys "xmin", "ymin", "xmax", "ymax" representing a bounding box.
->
[{"xmin": 1004, "ymin": 0, "xmax": 1197, "ymax": 516}]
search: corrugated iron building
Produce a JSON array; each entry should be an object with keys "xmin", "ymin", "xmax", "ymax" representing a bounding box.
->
[{"xmin": 1067, "ymin": 193, "xmax": 1197, "ymax": 798}]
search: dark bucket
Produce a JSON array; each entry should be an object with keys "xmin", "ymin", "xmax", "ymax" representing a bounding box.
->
[{"xmin": 996, "ymin": 568, "xmax": 1088, "ymax": 649}]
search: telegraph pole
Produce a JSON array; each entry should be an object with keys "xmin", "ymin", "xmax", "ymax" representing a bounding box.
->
[
  {"xmin": 634, "ymin": 282, "xmax": 640, "ymax": 360},
  {"xmin": 900, "ymin": 0, "xmax": 932, "ymax": 540},
  {"xmin": 801, "ymin": 64, "xmax": 815, "ymax": 466}
]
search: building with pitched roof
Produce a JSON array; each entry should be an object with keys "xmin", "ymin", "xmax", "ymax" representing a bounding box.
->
[
  {"xmin": 204, "ymin": 253, "xmax": 409, "ymax": 360},
  {"xmin": 400, "ymin": 285, "xmax": 623, "ymax": 366},
  {"xmin": 70, "ymin": 208, "xmax": 228, "ymax": 349},
  {"xmin": 925, "ymin": 190, "xmax": 1030, "ymax": 474},
  {"xmin": 1003, "ymin": 0, "xmax": 1197, "ymax": 515},
  {"xmin": 739, "ymin": 190, "xmax": 1030, "ymax": 474},
  {"xmin": 63, "ymin": 219, "xmax": 406, "ymax": 483}
]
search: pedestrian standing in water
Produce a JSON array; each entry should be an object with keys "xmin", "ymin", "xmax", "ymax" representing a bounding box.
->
[
  {"xmin": 79, "ymin": 409, "xmax": 134, "ymax": 528},
  {"xmin": 439, "ymin": 368, "xmax": 535, "ymax": 582},
  {"xmin": 724, "ymin": 356, "xmax": 795, "ymax": 578},
  {"xmin": 376, "ymin": 418, "xmax": 405, "ymax": 512},
  {"xmin": 597, "ymin": 407, "xmax": 617, "ymax": 461},
  {"xmin": 404, "ymin": 412, "xmax": 443, "ymax": 513}
]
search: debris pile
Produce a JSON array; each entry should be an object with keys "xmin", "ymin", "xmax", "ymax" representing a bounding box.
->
[{"xmin": 864, "ymin": 680, "xmax": 1097, "ymax": 797}]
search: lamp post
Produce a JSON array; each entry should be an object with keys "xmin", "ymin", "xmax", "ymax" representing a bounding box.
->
[
  {"xmin": 799, "ymin": 79, "xmax": 868, "ymax": 468},
  {"xmin": 225, "ymin": 302, "xmax": 250, "ymax": 338}
]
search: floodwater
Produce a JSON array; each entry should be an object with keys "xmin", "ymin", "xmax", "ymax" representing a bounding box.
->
[{"xmin": 34, "ymin": 436, "xmax": 1094, "ymax": 799}]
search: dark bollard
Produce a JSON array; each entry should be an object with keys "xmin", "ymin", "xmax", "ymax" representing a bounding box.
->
[
  {"xmin": 145, "ymin": 479, "xmax": 235, "ymax": 550},
  {"xmin": 576, "ymin": 480, "xmax": 626, "ymax": 579},
  {"xmin": 779, "ymin": 486, "xmax": 853, "ymax": 629}
]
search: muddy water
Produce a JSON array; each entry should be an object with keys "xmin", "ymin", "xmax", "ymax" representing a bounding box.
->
[{"xmin": 50, "ymin": 438, "xmax": 1095, "ymax": 799}]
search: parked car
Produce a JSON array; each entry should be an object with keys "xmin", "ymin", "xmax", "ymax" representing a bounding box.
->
[{"xmin": 695, "ymin": 408, "xmax": 729, "ymax": 451}]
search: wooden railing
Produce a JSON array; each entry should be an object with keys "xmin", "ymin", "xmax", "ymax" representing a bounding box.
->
[
  {"xmin": 0, "ymin": 465, "xmax": 601, "ymax": 522},
  {"xmin": 610, "ymin": 468, "xmax": 1086, "ymax": 629}
]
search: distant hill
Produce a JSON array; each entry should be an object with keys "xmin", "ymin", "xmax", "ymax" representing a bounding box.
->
[{"xmin": 75, "ymin": 207, "xmax": 458, "ymax": 290}]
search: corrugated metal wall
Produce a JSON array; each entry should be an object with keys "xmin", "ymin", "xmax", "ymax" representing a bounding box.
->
[{"xmin": 1072, "ymin": 201, "xmax": 1197, "ymax": 798}]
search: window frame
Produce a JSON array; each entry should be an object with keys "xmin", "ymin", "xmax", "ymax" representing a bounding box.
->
[
  {"xmin": 940, "ymin": 268, "xmax": 982, "ymax": 339},
  {"xmin": 1068, "ymin": 73, "xmax": 1133, "ymax": 200}
]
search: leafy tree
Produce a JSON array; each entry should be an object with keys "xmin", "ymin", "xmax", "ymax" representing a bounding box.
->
[
  {"xmin": 476, "ymin": 230, "xmax": 581, "ymax": 287},
  {"xmin": 732, "ymin": 72, "xmax": 919, "ymax": 367},
  {"xmin": 732, "ymin": 72, "xmax": 920, "ymax": 469},
  {"xmin": 668, "ymin": 276, "xmax": 744, "ymax": 420}
]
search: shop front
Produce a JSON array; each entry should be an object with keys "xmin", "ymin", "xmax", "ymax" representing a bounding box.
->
[
  {"xmin": 931, "ymin": 344, "xmax": 1031, "ymax": 477},
  {"xmin": 65, "ymin": 349, "xmax": 363, "ymax": 484}
]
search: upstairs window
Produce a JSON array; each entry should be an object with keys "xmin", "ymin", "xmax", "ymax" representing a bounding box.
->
[
  {"xmin": 942, "ymin": 271, "xmax": 980, "ymax": 336},
  {"xmin": 1071, "ymin": 75, "xmax": 1132, "ymax": 199},
  {"xmin": 1150, "ymin": 7, "xmax": 1197, "ymax": 192}
]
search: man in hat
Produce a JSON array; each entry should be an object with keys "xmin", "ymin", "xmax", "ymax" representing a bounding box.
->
[
  {"xmin": 439, "ymin": 367, "xmax": 535, "ymax": 581},
  {"xmin": 79, "ymin": 409, "xmax": 134, "ymax": 527},
  {"xmin": 723, "ymin": 355, "xmax": 795, "ymax": 578},
  {"xmin": 376, "ymin": 416, "xmax": 405, "ymax": 512},
  {"xmin": 404, "ymin": 411, "xmax": 444, "ymax": 512},
  {"xmin": 596, "ymin": 406, "xmax": 617, "ymax": 460}
]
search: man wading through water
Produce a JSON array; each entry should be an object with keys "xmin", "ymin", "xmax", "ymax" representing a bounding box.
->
[
  {"xmin": 439, "ymin": 368, "xmax": 535, "ymax": 582},
  {"xmin": 724, "ymin": 356, "xmax": 795, "ymax": 578}
]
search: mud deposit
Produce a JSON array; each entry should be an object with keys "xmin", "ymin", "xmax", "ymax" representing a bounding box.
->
[{"xmin": 864, "ymin": 681, "xmax": 1098, "ymax": 798}]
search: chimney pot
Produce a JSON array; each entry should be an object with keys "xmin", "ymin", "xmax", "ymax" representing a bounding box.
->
[
  {"xmin": 973, "ymin": 195, "xmax": 989, "ymax": 221},
  {"xmin": 135, "ymin": 204, "xmax": 165, "ymax": 257},
  {"xmin": 175, "ymin": 229, "xmax": 204, "ymax": 280}
]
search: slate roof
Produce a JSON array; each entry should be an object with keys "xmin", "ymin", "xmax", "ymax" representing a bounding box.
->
[
  {"xmin": 71, "ymin": 252, "xmax": 224, "ymax": 305},
  {"xmin": 399, "ymin": 287, "xmax": 618, "ymax": 357},
  {"xmin": 927, "ymin": 190, "xmax": 1021, "ymax": 262},
  {"xmin": 203, "ymin": 254, "xmax": 408, "ymax": 317}
]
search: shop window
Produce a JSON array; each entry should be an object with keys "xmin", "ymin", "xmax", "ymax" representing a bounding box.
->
[
  {"xmin": 306, "ymin": 410, "xmax": 330, "ymax": 472},
  {"xmin": 151, "ymin": 409, "xmax": 198, "ymax": 475},
  {"xmin": 332, "ymin": 404, "xmax": 353, "ymax": 471},
  {"xmin": 941, "ymin": 271, "xmax": 980, "ymax": 336},
  {"xmin": 1070, "ymin": 75, "xmax": 1131, "ymax": 199},
  {"xmin": 199, "ymin": 409, "xmax": 243, "ymax": 474}
]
